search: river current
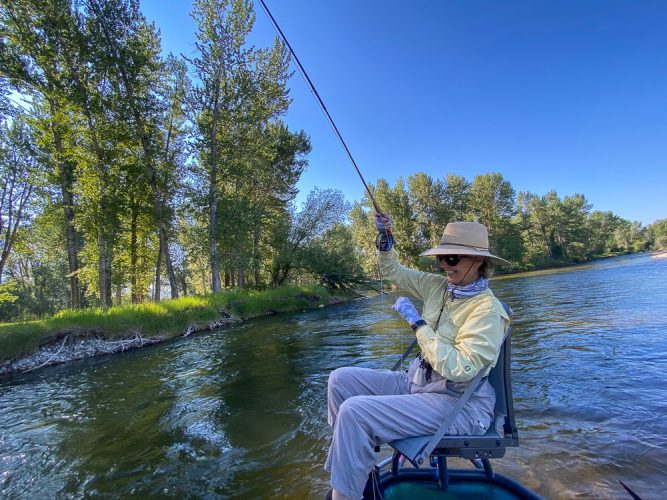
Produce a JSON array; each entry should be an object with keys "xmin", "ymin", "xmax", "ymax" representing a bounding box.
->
[{"xmin": 1, "ymin": 252, "xmax": 666, "ymax": 498}]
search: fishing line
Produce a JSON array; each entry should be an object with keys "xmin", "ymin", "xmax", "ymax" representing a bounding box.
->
[
  {"xmin": 257, "ymin": 0, "xmax": 383, "ymax": 216},
  {"xmin": 259, "ymin": 0, "xmax": 405, "ymax": 367}
]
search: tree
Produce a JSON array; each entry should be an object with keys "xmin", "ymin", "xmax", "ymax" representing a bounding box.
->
[
  {"xmin": 348, "ymin": 201, "xmax": 377, "ymax": 276},
  {"xmin": 1, "ymin": 201, "xmax": 70, "ymax": 319},
  {"xmin": 190, "ymin": 0, "xmax": 301, "ymax": 290},
  {"xmin": 0, "ymin": 0, "xmax": 84, "ymax": 307},
  {"xmin": 0, "ymin": 115, "xmax": 38, "ymax": 280},
  {"xmin": 190, "ymin": 0, "xmax": 255, "ymax": 292},
  {"xmin": 269, "ymin": 188, "xmax": 349, "ymax": 286},
  {"xmin": 443, "ymin": 173, "xmax": 470, "ymax": 222},
  {"xmin": 647, "ymin": 218, "xmax": 667, "ymax": 250},
  {"xmin": 587, "ymin": 210, "xmax": 623, "ymax": 256},
  {"xmin": 469, "ymin": 173, "xmax": 518, "ymax": 261},
  {"xmin": 516, "ymin": 191, "xmax": 553, "ymax": 262},
  {"xmin": 151, "ymin": 54, "xmax": 190, "ymax": 300},
  {"xmin": 407, "ymin": 172, "xmax": 448, "ymax": 249},
  {"xmin": 300, "ymin": 223, "xmax": 364, "ymax": 290},
  {"xmin": 85, "ymin": 0, "xmax": 180, "ymax": 299},
  {"xmin": 367, "ymin": 178, "xmax": 421, "ymax": 266}
]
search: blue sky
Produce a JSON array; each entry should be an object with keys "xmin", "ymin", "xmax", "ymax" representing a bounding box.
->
[{"xmin": 141, "ymin": 0, "xmax": 667, "ymax": 225}]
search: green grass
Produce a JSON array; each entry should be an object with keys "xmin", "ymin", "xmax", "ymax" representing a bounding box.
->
[{"xmin": 0, "ymin": 285, "xmax": 345, "ymax": 364}]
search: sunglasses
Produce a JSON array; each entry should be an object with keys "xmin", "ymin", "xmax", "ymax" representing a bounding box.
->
[{"xmin": 437, "ymin": 255, "xmax": 466, "ymax": 266}]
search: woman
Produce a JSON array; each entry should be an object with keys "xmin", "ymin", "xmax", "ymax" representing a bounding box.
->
[{"xmin": 324, "ymin": 216, "xmax": 511, "ymax": 500}]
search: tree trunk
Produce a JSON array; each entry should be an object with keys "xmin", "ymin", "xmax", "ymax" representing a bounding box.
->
[
  {"xmin": 0, "ymin": 167, "xmax": 33, "ymax": 280},
  {"xmin": 179, "ymin": 274, "xmax": 188, "ymax": 296},
  {"xmin": 49, "ymin": 104, "xmax": 82, "ymax": 308},
  {"xmin": 115, "ymin": 280, "xmax": 122, "ymax": 305},
  {"xmin": 130, "ymin": 205, "xmax": 139, "ymax": 303},
  {"xmin": 209, "ymin": 76, "xmax": 222, "ymax": 293},
  {"xmin": 154, "ymin": 239, "xmax": 162, "ymax": 302},
  {"xmin": 97, "ymin": 222, "xmax": 112, "ymax": 308},
  {"xmin": 238, "ymin": 268, "xmax": 245, "ymax": 288},
  {"xmin": 253, "ymin": 224, "xmax": 261, "ymax": 286},
  {"xmin": 89, "ymin": 0, "xmax": 179, "ymax": 299}
]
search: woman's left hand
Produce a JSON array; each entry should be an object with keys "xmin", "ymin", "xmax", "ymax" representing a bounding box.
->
[{"xmin": 392, "ymin": 297, "xmax": 422, "ymax": 325}]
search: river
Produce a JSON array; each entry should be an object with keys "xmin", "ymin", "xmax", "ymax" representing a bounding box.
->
[{"xmin": 1, "ymin": 252, "xmax": 666, "ymax": 499}]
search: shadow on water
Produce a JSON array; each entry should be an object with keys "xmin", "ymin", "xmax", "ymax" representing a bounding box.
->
[{"xmin": 2, "ymin": 253, "xmax": 667, "ymax": 498}]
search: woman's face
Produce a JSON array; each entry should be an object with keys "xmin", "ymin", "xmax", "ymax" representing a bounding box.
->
[{"xmin": 438, "ymin": 255, "xmax": 484, "ymax": 285}]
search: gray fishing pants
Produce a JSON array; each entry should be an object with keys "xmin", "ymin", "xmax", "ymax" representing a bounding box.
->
[{"xmin": 324, "ymin": 366, "xmax": 496, "ymax": 499}]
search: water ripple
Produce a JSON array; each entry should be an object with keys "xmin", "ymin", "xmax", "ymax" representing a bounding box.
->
[{"xmin": 1, "ymin": 254, "xmax": 667, "ymax": 498}]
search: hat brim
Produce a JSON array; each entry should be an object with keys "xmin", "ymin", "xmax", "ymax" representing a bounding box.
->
[{"xmin": 420, "ymin": 245, "xmax": 511, "ymax": 267}]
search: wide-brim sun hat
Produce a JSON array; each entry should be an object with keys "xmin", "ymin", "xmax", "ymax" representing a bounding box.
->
[{"xmin": 420, "ymin": 221, "xmax": 511, "ymax": 267}]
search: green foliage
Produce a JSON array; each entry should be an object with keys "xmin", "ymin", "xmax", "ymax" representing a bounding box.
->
[
  {"xmin": 656, "ymin": 235, "xmax": 667, "ymax": 250},
  {"xmin": 647, "ymin": 218, "xmax": 667, "ymax": 250},
  {"xmin": 0, "ymin": 0, "xmax": 662, "ymax": 326},
  {"xmin": 348, "ymin": 172, "xmax": 657, "ymax": 274},
  {"xmin": 348, "ymin": 202, "xmax": 377, "ymax": 276},
  {"xmin": 300, "ymin": 223, "xmax": 365, "ymax": 289},
  {"xmin": 269, "ymin": 188, "xmax": 350, "ymax": 286},
  {"xmin": 188, "ymin": 0, "xmax": 309, "ymax": 292},
  {"xmin": 0, "ymin": 281, "xmax": 18, "ymax": 304}
]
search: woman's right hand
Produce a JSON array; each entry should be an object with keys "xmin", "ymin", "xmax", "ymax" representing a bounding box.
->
[{"xmin": 374, "ymin": 212, "xmax": 393, "ymax": 231}]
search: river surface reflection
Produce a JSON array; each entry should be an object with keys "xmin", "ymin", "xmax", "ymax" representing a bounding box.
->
[{"xmin": 1, "ymin": 253, "xmax": 666, "ymax": 498}]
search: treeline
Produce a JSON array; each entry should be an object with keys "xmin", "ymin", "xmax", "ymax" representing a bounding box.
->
[
  {"xmin": 1, "ymin": 1, "xmax": 666, "ymax": 323},
  {"xmin": 0, "ymin": 0, "xmax": 360, "ymax": 321},
  {"xmin": 348, "ymin": 173, "xmax": 667, "ymax": 275}
]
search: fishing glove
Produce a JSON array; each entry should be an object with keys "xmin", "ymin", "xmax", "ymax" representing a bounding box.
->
[
  {"xmin": 392, "ymin": 297, "xmax": 426, "ymax": 331},
  {"xmin": 374, "ymin": 212, "xmax": 394, "ymax": 251},
  {"xmin": 374, "ymin": 212, "xmax": 393, "ymax": 231}
]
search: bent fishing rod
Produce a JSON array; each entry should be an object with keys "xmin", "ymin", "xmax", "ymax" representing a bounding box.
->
[{"xmin": 257, "ymin": 0, "xmax": 386, "ymax": 219}]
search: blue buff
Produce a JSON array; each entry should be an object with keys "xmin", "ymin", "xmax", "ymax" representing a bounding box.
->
[{"xmin": 392, "ymin": 296, "xmax": 422, "ymax": 326}]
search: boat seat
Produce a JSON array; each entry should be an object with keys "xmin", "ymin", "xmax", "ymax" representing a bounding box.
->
[{"xmin": 388, "ymin": 302, "xmax": 519, "ymax": 466}]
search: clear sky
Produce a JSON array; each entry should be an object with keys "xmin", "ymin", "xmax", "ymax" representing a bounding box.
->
[{"xmin": 141, "ymin": 0, "xmax": 667, "ymax": 225}]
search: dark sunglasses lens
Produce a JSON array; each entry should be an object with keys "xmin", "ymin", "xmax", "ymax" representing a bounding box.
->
[{"xmin": 442, "ymin": 255, "xmax": 461, "ymax": 266}]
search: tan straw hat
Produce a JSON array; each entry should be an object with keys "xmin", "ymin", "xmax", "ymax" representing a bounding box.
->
[{"xmin": 420, "ymin": 221, "xmax": 511, "ymax": 266}]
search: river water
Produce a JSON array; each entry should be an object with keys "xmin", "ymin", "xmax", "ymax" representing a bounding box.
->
[{"xmin": 1, "ymin": 253, "xmax": 666, "ymax": 499}]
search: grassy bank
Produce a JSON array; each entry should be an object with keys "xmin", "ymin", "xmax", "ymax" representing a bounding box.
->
[{"xmin": 0, "ymin": 285, "xmax": 350, "ymax": 365}]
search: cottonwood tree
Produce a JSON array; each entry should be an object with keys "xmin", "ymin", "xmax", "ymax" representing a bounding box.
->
[
  {"xmin": 85, "ymin": 0, "xmax": 180, "ymax": 299},
  {"xmin": 269, "ymin": 188, "xmax": 349, "ymax": 286},
  {"xmin": 0, "ymin": 116, "xmax": 38, "ymax": 280},
  {"xmin": 189, "ymin": 0, "xmax": 254, "ymax": 292},
  {"xmin": 300, "ymin": 223, "xmax": 365, "ymax": 290},
  {"xmin": 0, "ymin": 0, "xmax": 84, "ymax": 307},
  {"xmin": 468, "ymin": 172, "xmax": 518, "ymax": 261},
  {"xmin": 407, "ymin": 172, "xmax": 449, "ymax": 249},
  {"xmin": 443, "ymin": 173, "xmax": 470, "ymax": 222},
  {"xmin": 190, "ymin": 0, "xmax": 309, "ymax": 290},
  {"xmin": 647, "ymin": 218, "xmax": 667, "ymax": 250}
]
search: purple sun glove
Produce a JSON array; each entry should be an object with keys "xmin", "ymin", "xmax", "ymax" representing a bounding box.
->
[
  {"xmin": 374, "ymin": 212, "xmax": 393, "ymax": 231},
  {"xmin": 392, "ymin": 297, "xmax": 422, "ymax": 325}
]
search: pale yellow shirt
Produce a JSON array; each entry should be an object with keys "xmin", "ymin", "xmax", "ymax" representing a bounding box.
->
[{"xmin": 379, "ymin": 248, "xmax": 509, "ymax": 382}]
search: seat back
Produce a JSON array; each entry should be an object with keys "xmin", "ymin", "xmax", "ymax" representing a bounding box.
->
[
  {"xmin": 431, "ymin": 302, "xmax": 518, "ymax": 459},
  {"xmin": 388, "ymin": 302, "xmax": 519, "ymax": 464}
]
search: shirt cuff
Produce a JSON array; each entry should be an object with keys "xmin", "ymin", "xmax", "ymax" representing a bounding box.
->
[{"xmin": 410, "ymin": 319, "xmax": 427, "ymax": 332}]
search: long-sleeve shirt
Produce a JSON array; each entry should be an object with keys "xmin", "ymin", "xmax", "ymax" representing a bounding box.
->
[{"xmin": 379, "ymin": 248, "xmax": 509, "ymax": 382}]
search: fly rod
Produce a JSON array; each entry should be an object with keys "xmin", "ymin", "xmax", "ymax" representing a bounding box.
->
[{"xmin": 257, "ymin": 0, "xmax": 385, "ymax": 217}]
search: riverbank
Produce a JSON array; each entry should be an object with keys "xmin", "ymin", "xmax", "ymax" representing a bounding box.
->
[{"xmin": 0, "ymin": 285, "xmax": 355, "ymax": 377}]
